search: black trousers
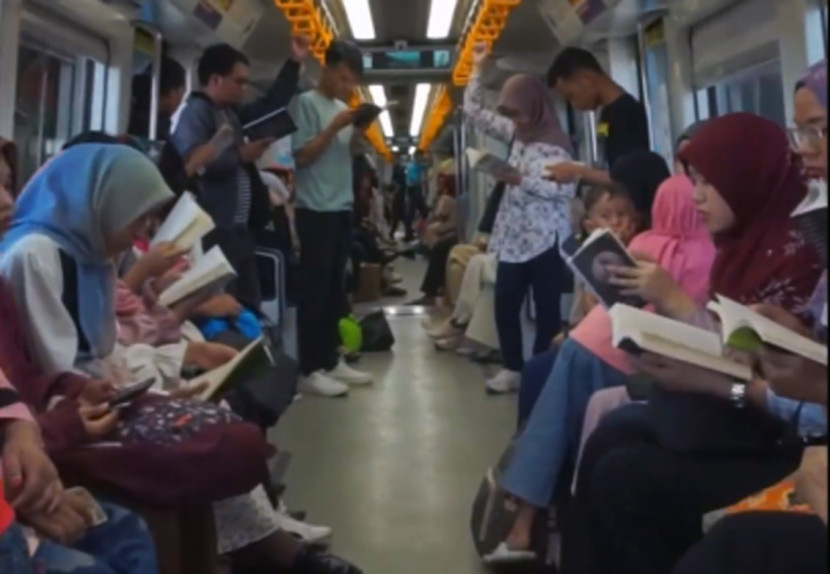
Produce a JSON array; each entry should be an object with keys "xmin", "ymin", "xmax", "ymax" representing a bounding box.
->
[
  {"xmin": 673, "ymin": 512, "xmax": 827, "ymax": 574},
  {"xmin": 295, "ymin": 209, "xmax": 352, "ymax": 376},
  {"xmin": 420, "ymin": 236, "xmax": 456, "ymax": 297},
  {"xmin": 203, "ymin": 226, "xmax": 261, "ymax": 310},
  {"xmin": 561, "ymin": 403, "xmax": 803, "ymax": 574}
]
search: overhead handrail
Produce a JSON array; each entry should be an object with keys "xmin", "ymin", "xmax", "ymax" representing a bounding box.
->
[
  {"xmin": 419, "ymin": 0, "xmax": 520, "ymax": 151},
  {"xmin": 273, "ymin": 0, "xmax": 391, "ymax": 161}
]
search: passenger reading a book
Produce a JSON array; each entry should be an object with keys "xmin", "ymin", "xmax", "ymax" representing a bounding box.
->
[
  {"xmin": 563, "ymin": 113, "xmax": 824, "ymax": 574},
  {"xmin": 0, "ymin": 144, "xmax": 361, "ymax": 573},
  {"xmin": 483, "ymin": 175, "xmax": 716, "ymax": 564}
]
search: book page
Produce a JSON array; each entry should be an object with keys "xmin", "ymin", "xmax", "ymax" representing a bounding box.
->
[
  {"xmin": 188, "ymin": 336, "xmax": 265, "ymax": 400},
  {"xmin": 466, "ymin": 148, "xmax": 520, "ymax": 177},
  {"xmin": 158, "ymin": 246, "xmax": 236, "ymax": 307},
  {"xmin": 151, "ymin": 192, "xmax": 215, "ymax": 252}
]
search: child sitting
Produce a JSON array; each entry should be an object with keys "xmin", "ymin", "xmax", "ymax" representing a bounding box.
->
[{"xmin": 487, "ymin": 175, "xmax": 716, "ymax": 563}]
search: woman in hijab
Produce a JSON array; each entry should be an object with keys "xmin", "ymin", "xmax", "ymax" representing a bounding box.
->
[
  {"xmin": 0, "ymin": 144, "xmax": 361, "ymax": 573},
  {"xmin": 467, "ymin": 42, "xmax": 577, "ymax": 393},
  {"xmin": 562, "ymin": 113, "xmax": 823, "ymax": 574},
  {"xmin": 486, "ymin": 175, "xmax": 716, "ymax": 564},
  {"xmin": 609, "ymin": 150, "xmax": 672, "ymax": 228},
  {"xmin": 673, "ymin": 121, "xmax": 706, "ymax": 175}
]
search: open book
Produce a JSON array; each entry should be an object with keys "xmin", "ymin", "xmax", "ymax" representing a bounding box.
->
[
  {"xmin": 188, "ymin": 336, "xmax": 273, "ymax": 401},
  {"xmin": 565, "ymin": 228, "xmax": 646, "ymax": 309},
  {"xmin": 242, "ymin": 107, "xmax": 298, "ymax": 141},
  {"xmin": 466, "ymin": 148, "xmax": 520, "ymax": 178},
  {"xmin": 708, "ymin": 295, "xmax": 828, "ymax": 365},
  {"xmin": 150, "ymin": 192, "xmax": 215, "ymax": 252},
  {"xmin": 609, "ymin": 303, "xmax": 753, "ymax": 381},
  {"xmin": 792, "ymin": 179, "xmax": 827, "ymax": 266},
  {"xmin": 352, "ymin": 101, "xmax": 397, "ymax": 129},
  {"xmin": 157, "ymin": 246, "xmax": 236, "ymax": 307}
]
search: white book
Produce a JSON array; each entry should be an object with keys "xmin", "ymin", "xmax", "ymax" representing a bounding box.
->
[
  {"xmin": 466, "ymin": 147, "xmax": 520, "ymax": 178},
  {"xmin": 157, "ymin": 246, "xmax": 236, "ymax": 307},
  {"xmin": 187, "ymin": 336, "xmax": 271, "ymax": 401},
  {"xmin": 150, "ymin": 192, "xmax": 215, "ymax": 252},
  {"xmin": 791, "ymin": 179, "xmax": 827, "ymax": 266},
  {"xmin": 609, "ymin": 303, "xmax": 753, "ymax": 381},
  {"xmin": 708, "ymin": 295, "xmax": 828, "ymax": 365}
]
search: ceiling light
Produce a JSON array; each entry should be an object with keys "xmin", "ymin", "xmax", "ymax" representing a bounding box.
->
[
  {"xmin": 408, "ymin": 146, "xmax": 416, "ymax": 155},
  {"xmin": 368, "ymin": 84, "xmax": 394, "ymax": 138},
  {"xmin": 392, "ymin": 145, "xmax": 400, "ymax": 152},
  {"xmin": 342, "ymin": 0, "xmax": 375, "ymax": 40},
  {"xmin": 427, "ymin": 0, "xmax": 460, "ymax": 39},
  {"xmin": 409, "ymin": 83, "xmax": 431, "ymax": 138}
]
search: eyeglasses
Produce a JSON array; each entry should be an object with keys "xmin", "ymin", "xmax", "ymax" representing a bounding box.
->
[{"xmin": 787, "ymin": 125, "xmax": 827, "ymax": 151}]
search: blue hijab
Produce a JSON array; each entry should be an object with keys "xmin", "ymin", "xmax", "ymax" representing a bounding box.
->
[{"xmin": 1, "ymin": 144, "xmax": 174, "ymax": 358}]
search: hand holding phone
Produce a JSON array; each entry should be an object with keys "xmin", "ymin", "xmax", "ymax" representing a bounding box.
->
[{"xmin": 108, "ymin": 378, "xmax": 155, "ymax": 409}]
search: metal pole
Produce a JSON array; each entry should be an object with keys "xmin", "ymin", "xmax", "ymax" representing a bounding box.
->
[
  {"xmin": 585, "ymin": 110, "xmax": 599, "ymax": 166},
  {"xmin": 636, "ymin": 19, "xmax": 655, "ymax": 149},
  {"xmin": 149, "ymin": 26, "xmax": 163, "ymax": 141}
]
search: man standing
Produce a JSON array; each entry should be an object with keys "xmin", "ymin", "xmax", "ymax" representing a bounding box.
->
[
  {"xmin": 292, "ymin": 41, "xmax": 373, "ymax": 397},
  {"xmin": 545, "ymin": 47, "xmax": 650, "ymax": 186},
  {"xmin": 171, "ymin": 36, "xmax": 309, "ymax": 309}
]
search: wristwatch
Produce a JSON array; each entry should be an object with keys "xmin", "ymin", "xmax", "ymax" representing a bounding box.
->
[{"xmin": 730, "ymin": 383, "xmax": 747, "ymax": 409}]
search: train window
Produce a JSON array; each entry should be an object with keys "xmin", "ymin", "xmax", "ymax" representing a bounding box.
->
[
  {"xmin": 805, "ymin": 1, "xmax": 828, "ymax": 65},
  {"xmin": 695, "ymin": 60, "xmax": 786, "ymax": 128},
  {"xmin": 13, "ymin": 44, "xmax": 78, "ymax": 182}
]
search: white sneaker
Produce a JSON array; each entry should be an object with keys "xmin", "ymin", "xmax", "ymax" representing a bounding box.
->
[
  {"xmin": 485, "ymin": 369, "xmax": 521, "ymax": 394},
  {"xmin": 298, "ymin": 372, "xmax": 349, "ymax": 397},
  {"xmin": 482, "ymin": 542, "xmax": 536, "ymax": 564},
  {"xmin": 278, "ymin": 512, "xmax": 333, "ymax": 545},
  {"xmin": 326, "ymin": 361, "xmax": 373, "ymax": 386}
]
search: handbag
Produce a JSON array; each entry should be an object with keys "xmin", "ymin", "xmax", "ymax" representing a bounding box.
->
[{"xmin": 359, "ymin": 311, "xmax": 395, "ymax": 352}]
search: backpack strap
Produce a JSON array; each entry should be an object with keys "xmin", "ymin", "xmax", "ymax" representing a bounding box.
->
[{"xmin": 58, "ymin": 250, "xmax": 91, "ymax": 356}]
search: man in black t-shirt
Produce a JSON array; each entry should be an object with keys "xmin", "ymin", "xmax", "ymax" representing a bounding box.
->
[{"xmin": 545, "ymin": 47, "xmax": 650, "ymax": 186}]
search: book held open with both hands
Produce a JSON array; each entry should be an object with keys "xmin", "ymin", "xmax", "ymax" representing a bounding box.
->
[
  {"xmin": 157, "ymin": 246, "xmax": 236, "ymax": 307},
  {"xmin": 608, "ymin": 303, "xmax": 753, "ymax": 381}
]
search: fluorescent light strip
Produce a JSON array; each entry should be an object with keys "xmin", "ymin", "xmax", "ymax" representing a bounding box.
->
[
  {"xmin": 409, "ymin": 83, "xmax": 432, "ymax": 138},
  {"xmin": 341, "ymin": 0, "xmax": 375, "ymax": 40},
  {"xmin": 368, "ymin": 84, "xmax": 394, "ymax": 138},
  {"xmin": 427, "ymin": 0, "xmax": 460, "ymax": 39},
  {"xmin": 408, "ymin": 146, "xmax": 416, "ymax": 156}
]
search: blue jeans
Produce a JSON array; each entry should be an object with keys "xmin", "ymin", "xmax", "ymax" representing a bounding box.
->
[
  {"xmin": 0, "ymin": 523, "xmax": 31, "ymax": 572},
  {"xmin": 501, "ymin": 338, "xmax": 629, "ymax": 508},
  {"xmin": 517, "ymin": 347, "xmax": 559, "ymax": 427},
  {"xmin": 18, "ymin": 501, "xmax": 158, "ymax": 573},
  {"xmin": 495, "ymin": 245, "xmax": 565, "ymax": 372}
]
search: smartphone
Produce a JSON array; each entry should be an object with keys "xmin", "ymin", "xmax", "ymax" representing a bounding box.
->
[
  {"xmin": 108, "ymin": 378, "xmax": 155, "ymax": 408},
  {"xmin": 65, "ymin": 487, "xmax": 108, "ymax": 527}
]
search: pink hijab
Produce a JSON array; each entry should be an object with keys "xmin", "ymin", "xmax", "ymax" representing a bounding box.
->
[
  {"xmin": 570, "ymin": 175, "xmax": 716, "ymax": 375},
  {"xmin": 497, "ymin": 74, "xmax": 573, "ymax": 152},
  {"xmin": 627, "ymin": 174, "xmax": 716, "ymax": 304}
]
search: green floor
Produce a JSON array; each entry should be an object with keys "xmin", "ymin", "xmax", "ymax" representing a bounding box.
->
[{"xmin": 272, "ymin": 259, "xmax": 515, "ymax": 573}]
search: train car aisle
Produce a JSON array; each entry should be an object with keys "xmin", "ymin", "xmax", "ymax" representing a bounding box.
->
[{"xmin": 272, "ymin": 257, "xmax": 514, "ymax": 573}]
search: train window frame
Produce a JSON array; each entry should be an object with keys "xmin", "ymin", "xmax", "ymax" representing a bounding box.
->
[{"xmin": 694, "ymin": 58, "xmax": 787, "ymax": 127}]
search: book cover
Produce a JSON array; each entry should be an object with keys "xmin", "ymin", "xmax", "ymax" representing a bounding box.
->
[
  {"xmin": 466, "ymin": 148, "xmax": 520, "ymax": 178},
  {"xmin": 792, "ymin": 179, "xmax": 827, "ymax": 266},
  {"xmin": 567, "ymin": 229, "xmax": 646, "ymax": 309},
  {"xmin": 242, "ymin": 107, "xmax": 298, "ymax": 142},
  {"xmin": 189, "ymin": 337, "xmax": 273, "ymax": 401}
]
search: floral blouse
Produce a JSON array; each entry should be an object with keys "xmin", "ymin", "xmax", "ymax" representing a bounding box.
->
[{"xmin": 464, "ymin": 73, "xmax": 576, "ymax": 264}]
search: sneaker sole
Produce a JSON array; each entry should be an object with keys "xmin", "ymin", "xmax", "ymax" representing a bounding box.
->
[{"xmin": 297, "ymin": 385, "xmax": 349, "ymax": 398}]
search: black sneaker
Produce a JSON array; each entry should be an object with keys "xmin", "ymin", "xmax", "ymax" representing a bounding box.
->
[{"xmin": 292, "ymin": 546, "xmax": 363, "ymax": 574}]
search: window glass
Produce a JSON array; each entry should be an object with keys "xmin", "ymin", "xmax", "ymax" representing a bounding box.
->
[{"xmin": 695, "ymin": 60, "xmax": 786, "ymax": 128}]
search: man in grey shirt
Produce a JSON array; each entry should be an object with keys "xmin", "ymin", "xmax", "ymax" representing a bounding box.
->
[
  {"xmin": 172, "ymin": 37, "xmax": 308, "ymax": 308},
  {"xmin": 292, "ymin": 41, "xmax": 373, "ymax": 397}
]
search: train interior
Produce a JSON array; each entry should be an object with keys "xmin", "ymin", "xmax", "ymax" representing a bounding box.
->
[{"xmin": 0, "ymin": 0, "xmax": 827, "ymax": 572}]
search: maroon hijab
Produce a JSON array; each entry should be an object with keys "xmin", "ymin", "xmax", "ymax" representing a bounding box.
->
[{"xmin": 678, "ymin": 113, "xmax": 821, "ymax": 317}]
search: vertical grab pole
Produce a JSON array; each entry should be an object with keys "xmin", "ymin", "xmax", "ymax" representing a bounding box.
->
[
  {"xmin": 149, "ymin": 26, "xmax": 163, "ymax": 141},
  {"xmin": 636, "ymin": 19, "xmax": 655, "ymax": 149},
  {"xmin": 586, "ymin": 110, "xmax": 599, "ymax": 167}
]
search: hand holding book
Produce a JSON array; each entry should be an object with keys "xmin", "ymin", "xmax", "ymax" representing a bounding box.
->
[
  {"xmin": 607, "ymin": 251, "xmax": 696, "ymax": 318},
  {"xmin": 632, "ymin": 352, "xmax": 739, "ymax": 398}
]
